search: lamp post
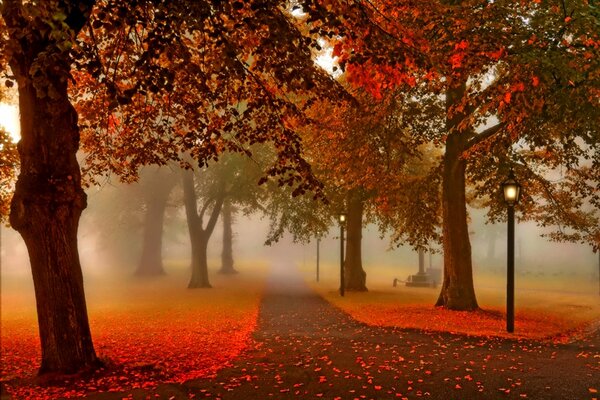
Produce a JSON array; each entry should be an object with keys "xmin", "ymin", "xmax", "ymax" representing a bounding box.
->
[
  {"xmin": 502, "ymin": 169, "xmax": 521, "ymax": 333},
  {"xmin": 316, "ymin": 238, "xmax": 320, "ymax": 282},
  {"xmin": 339, "ymin": 213, "xmax": 347, "ymax": 297}
]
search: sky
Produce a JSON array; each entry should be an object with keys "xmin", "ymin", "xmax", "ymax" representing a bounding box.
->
[{"xmin": 0, "ymin": 102, "xmax": 20, "ymax": 141}]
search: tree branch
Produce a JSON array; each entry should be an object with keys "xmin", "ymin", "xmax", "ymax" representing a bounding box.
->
[{"xmin": 466, "ymin": 122, "xmax": 504, "ymax": 149}]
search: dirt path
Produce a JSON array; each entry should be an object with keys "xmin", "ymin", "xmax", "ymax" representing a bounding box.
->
[{"xmin": 93, "ymin": 262, "xmax": 599, "ymax": 399}]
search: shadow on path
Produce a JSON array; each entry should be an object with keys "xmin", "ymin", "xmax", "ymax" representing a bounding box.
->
[{"xmin": 93, "ymin": 262, "xmax": 600, "ymax": 399}]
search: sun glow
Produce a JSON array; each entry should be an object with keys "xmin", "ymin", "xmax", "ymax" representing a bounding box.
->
[{"xmin": 0, "ymin": 103, "xmax": 20, "ymax": 142}]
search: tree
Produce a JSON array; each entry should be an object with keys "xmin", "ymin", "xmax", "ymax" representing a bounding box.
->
[
  {"xmin": 135, "ymin": 166, "xmax": 177, "ymax": 276},
  {"xmin": 184, "ymin": 151, "xmax": 265, "ymax": 286},
  {"xmin": 2, "ymin": 0, "xmax": 103, "ymax": 373},
  {"xmin": 182, "ymin": 168, "xmax": 225, "ymax": 288},
  {"xmin": 0, "ymin": 126, "xmax": 18, "ymax": 273},
  {"xmin": 264, "ymin": 90, "xmax": 438, "ymax": 291},
  {"xmin": 219, "ymin": 199, "xmax": 237, "ymax": 274},
  {"xmin": 300, "ymin": 0, "xmax": 599, "ymax": 309}
]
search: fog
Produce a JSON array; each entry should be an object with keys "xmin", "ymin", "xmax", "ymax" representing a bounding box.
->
[{"xmin": 2, "ymin": 179, "xmax": 598, "ymax": 306}]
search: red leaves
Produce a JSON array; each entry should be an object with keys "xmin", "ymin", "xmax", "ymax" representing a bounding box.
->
[
  {"xmin": 1, "ymin": 278, "xmax": 263, "ymax": 399},
  {"xmin": 345, "ymin": 61, "xmax": 417, "ymax": 99},
  {"xmin": 324, "ymin": 294, "xmax": 591, "ymax": 342}
]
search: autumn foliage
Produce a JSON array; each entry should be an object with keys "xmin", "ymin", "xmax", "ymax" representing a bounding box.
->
[
  {"xmin": 317, "ymin": 287, "xmax": 598, "ymax": 343},
  {"xmin": 1, "ymin": 271, "xmax": 265, "ymax": 399}
]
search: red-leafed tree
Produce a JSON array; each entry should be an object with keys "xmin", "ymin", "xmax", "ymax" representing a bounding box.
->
[
  {"xmin": 264, "ymin": 90, "xmax": 441, "ymax": 291},
  {"xmin": 299, "ymin": 0, "xmax": 599, "ymax": 309}
]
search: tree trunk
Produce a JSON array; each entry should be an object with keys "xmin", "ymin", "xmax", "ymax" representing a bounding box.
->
[
  {"xmin": 189, "ymin": 230, "xmax": 211, "ymax": 288},
  {"xmin": 219, "ymin": 199, "xmax": 238, "ymax": 274},
  {"xmin": 135, "ymin": 169, "xmax": 175, "ymax": 276},
  {"xmin": 435, "ymin": 81, "xmax": 479, "ymax": 310},
  {"xmin": 5, "ymin": 1, "xmax": 101, "ymax": 373},
  {"xmin": 344, "ymin": 191, "xmax": 367, "ymax": 291},
  {"xmin": 182, "ymin": 169, "xmax": 225, "ymax": 288}
]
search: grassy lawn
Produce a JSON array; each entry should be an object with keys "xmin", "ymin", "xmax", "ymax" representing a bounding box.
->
[
  {"xmin": 304, "ymin": 262, "xmax": 600, "ymax": 342},
  {"xmin": 0, "ymin": 260, "xmax": 268, "ymax": 399}
]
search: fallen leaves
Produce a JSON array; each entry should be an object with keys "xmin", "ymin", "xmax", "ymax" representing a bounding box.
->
[
  {"xmin": 320, "ymin": 294, "xmax": 594, "ymax": 343},
  {"xmin": 1, "ymin": 273, "xmax": 265, "ymax": 399}
]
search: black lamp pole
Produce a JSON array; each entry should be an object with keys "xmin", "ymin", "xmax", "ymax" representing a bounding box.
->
[
  {"xmin": 507, "ymin": 203, "xmax": 515, "ymax": 333},
  {"xmin": 503, "ymin": 169, "xmax": 521, "ymax": 333},
  {"xmin": 339, "ymin": 213, "xmax": 346, "ymax": 297}
]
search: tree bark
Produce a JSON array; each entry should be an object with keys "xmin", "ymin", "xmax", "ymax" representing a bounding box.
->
[
  {"xmin": 219, "ymin": 199, "xmax": 238, "ymax": 274},
  {"xmin": 435, "ymin": 81, "xmax": 479, "ymax": 310},
  {"xmin": 344, "ymin": 191, "xmax": 367, "ymax": 291},
  {"xmin": 189, "ymin": 230, "xmax": 211, "ymax": 288},
  {"xmin": 182, "ymin": 169, "xmax": 225, "ymax": 288},
  {"xmin": 135, "ymin": 169, "xmax": 175, "ymax": 276},
  {"xmin": 4, "ymin": 0, "xmax": 101, "ymax": 374}
]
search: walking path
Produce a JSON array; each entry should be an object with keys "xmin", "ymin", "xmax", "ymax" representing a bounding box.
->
[{"xmin": 94, "ymin": 262, "xmax": 600, "ymax": 399}]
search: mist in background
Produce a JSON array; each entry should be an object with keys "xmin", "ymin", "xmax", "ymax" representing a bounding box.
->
[{"xmin": 2, "ymin": 177, "xmax": 598, "ymax": 306}]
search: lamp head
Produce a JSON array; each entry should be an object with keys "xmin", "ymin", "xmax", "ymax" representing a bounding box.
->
[{"xmin": 502, "ymin": 169, "xmax": 521, "ymax": 206}]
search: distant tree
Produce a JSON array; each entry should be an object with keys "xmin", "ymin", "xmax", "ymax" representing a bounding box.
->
[
  {"xmin": 0, "ymin": 126, "xmax": 18, "ymax": 273},
  {"xmin": 219, "ymin": 199, "xmax": 237, "ymax": 275},
  {"xmin": 135, "ymin": 166, "xmax": 177, "ymax": 276},
  {"xmin": 184, "ymin": 151, "xmax": 265, "ymax": 286},
  {"xmin": 218, "ymin": 152, "xmax": 266, "ymax": 275},
  {"xmin": 0, "ymin": 128, "xmax": 17, "ymax": 225},
  {"xmin": 265, "ymin": 91, "xmax": 439, "ymax": 291},
  {"xmin": 183, "ymin": 168, "xmax": 224, "ymax": 289}
]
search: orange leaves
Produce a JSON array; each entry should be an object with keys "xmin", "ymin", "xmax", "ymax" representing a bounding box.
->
[
  {"xmin": 324, "ymin": 294, "xmax": 590, "ymax": 342},
  {"xmin": 488, "ymin": 47, "xmax": 505, "ymax": 61},
  {"xmin": 450, "ymin": 53, "xmax": 465, "ymax": 70},
  {"xmin": 454, "ymin": 40, "xmax": 469, "ymax": 51},
  {"xmin": 345, "ymin": 61, "xmax": 417, "ymax": 99},
  {"xmin": 1, "ymin": 277, "xmax": 264, "ymax": 399},
  {"xmin": 449, "ymin": 40, "xmax": 470, "ymax": 70},
  {"xmin": 332, "ymin": 42, "xmax": 344, "ymax": 58},
  {"xmin": 107, "ymin": 114, "xmax": 121, "ymax": 132}
]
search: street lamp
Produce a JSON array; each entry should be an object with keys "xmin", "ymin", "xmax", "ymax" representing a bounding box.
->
[
  {"xmin": 502, "ymin": 169, "xmax": 521, "ymax": 333},
  {"xmin": 339, "ymin": 212, "xmax": 347, "ymax": 297}
]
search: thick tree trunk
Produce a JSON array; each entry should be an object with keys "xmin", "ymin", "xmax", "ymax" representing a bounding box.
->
[
  {"xmin": 5, "ymin": 1, "xmax": 101, "ymax": 372},
  {"xmin": 435, "ymin": 82, "xmax": 479, "ymax": 310},
  {"xmin": 182, "ymin": 170, "xmax": 225, "ymax": 288},
  {"xmin": 219, "ymin": 199, "xmax": 237, "ymax": 274},
  {"xmin": 135, "ymin": 169, "xmax": 175, "ymax": 276},
  {"xmin": 344, "ymin": 191, "xmax": 367, "ymax": 291}
]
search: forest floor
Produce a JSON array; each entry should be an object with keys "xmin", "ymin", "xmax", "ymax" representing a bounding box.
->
[
  {"xmin": 2, "ymin": 262, "xmax": 599, "ymax": 399},
  {"xmin": 0, "ymin": 262, "xmax": 267, "ymax": 399},
  {"xmin": 312, "ymin": 279, "xmax": 600, "ymax": 343}
]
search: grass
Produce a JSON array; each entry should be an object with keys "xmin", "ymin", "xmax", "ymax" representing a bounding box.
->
[
  {"xmin": 0, "ymin": 259, "xmax": 268, "ymax": 399},
  {"xmin": 303, "ymin": 262, "xmax": 600, "ymax": 342}
]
